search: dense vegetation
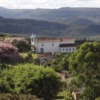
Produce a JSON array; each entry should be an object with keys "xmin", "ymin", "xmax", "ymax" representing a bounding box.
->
[
  {"xmin": 40, "ymin": 42, "xmax": 100, "ymax": 100},
  {"xmin": 0, "ymin": 40, "xmax": 100, "ymax": 100},
  {"xmin": 0, "ymin": 64, "xmax": 61, "ymax": 100},
  {"xmin": 0, "ymin": 38, "xmax": 62, "ymax": 99},
  {"xmin": 42, "ymin": 53, "xmax": 72, "ymax": 72},
  {"xmin": 69, "ymin": 42, "xmax": 100, "ymax": 100}
]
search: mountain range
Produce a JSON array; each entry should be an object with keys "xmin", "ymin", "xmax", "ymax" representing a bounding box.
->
[{"xmin": 0, "ymin": 7, "xmax": 100, "ymax": 38}]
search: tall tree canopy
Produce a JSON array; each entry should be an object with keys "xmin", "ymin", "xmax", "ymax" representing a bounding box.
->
[{"xmin": 69, "ymin": 42, "xmax": 100, "ymax": 100}]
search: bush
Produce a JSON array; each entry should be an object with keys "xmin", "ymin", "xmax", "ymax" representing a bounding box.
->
[{"xmin": 0, "ymin": 64, "xmax": 61, "ymax": 100}]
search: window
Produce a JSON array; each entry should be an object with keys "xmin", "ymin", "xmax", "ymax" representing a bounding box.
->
[
  {"xmin": 73, "ymin": 48, "xmax": 75, "ymax": 51},
  {"xmin": 63, "ymin": 48, "xmax": 64, "ymax": 51},
  {"xmin": 66, "ymin": 48, "xmax": 68, "ymax": 51}
]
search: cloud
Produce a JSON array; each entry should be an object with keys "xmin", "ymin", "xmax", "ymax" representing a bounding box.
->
[{"xmin": 0, "ymin": 0, "xmax": 100, "ymax": 9}]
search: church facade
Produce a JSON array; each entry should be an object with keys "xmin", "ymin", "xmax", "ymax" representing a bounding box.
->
[{"xmin": 31, "ymin": 34, "xmax": 76, "ymax": 53}]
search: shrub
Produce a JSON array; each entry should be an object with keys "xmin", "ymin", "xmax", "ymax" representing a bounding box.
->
[{"xmin": 0, "ymin": 64, "xmax": 61, "ymax": 100}]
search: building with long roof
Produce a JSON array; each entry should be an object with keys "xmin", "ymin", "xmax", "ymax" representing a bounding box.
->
[{"xmin": 30, "ymin": 34, "xmax": 76, "ymax": 53}]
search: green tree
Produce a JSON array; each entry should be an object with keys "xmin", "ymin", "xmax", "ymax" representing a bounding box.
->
[
  {"xmin": 12, "ymin": 40, "xmax": 31, "ymax": 52},
  {"xmin": 60, "ymin": 53, "xmax": 73, "ymax": 70},
  {"xmin": 0, "ymin": 64, "xmax": 61, "ymax": 100},
  {"xmin": 69, "ymin": 42, "xmax": 100, "ymax": 100},
  {"xmin": 43, "ymin": 53, "xmax": 65, "ymax": 72}
]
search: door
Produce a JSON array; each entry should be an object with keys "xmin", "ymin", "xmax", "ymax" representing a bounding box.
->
[{"xmin": 40, "ymin": 48, "xmax": 44, "ymax": 53}]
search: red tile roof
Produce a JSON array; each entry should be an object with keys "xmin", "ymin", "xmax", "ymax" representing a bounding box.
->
[{"xmin": 37, "ymin": 37, "xmax": 75, "ymax": 42}]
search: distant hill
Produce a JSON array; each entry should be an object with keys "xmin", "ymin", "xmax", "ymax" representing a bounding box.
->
[
  {"xmin": 0, "ymin": 16, "xmax": 67, "ymax": 36},
  {"xmin": 0, "ymin": 16, "xmax": 100, "ymax": 38},
  {"xmin": 0, "ymin": 7, "xmax": 100, "ymax": 38},
  {"xmin": 0, "ymin": 7, "xmax": 100, "ymax": 24},
  {"xmin": 70, "ymin": 18, "xmax": 95, "ymax": 25}
]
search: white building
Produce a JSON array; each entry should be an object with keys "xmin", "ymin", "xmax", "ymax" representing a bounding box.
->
[{"xmin": 31, "ymin": 34, "xmax": 76, "ymax": 53}]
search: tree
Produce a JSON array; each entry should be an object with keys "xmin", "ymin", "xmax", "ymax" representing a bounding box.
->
[
  {"xmin": 0, "ymin": 64, "xmax": 61, "ymax": 100},
  {"xmin": 69, "ymin": 42, "xmax": 100, "ymax": 100},
  {"xmin": 12, "ymin": 40, "xmax": 31, "ymax": 53},
  {"xmin": 59, "ymin": 53, "xmax": 73, "ymax": 70},
  {"xmin": 42, "ymin": 53, "xmax": 65, "ymax": 72},
  {"xmin": 0, "ymin": 42, "xmax": 22, "ymax": 62}
]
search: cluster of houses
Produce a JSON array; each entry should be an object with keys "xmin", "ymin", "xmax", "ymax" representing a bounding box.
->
[{"xmin": 30, "ymin": 34, "xmax": 76, "ymax": 53}]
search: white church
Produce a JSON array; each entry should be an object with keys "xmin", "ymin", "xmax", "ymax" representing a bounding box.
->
[{"xmin": 30, "ymin": 34, "xmax": 76, "ymax": 53}]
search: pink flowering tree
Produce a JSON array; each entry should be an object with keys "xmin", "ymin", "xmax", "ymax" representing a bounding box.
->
[{"xmin": 0, "ymin": 42, "xmax": 22, "ymax": 62}]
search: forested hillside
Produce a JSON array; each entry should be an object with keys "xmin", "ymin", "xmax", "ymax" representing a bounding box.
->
[
  {"xmin": 0, "ymin": 16, "xmax": 66, "ymax": 36},
  {"xmin": 0, "ymin": 16, "xmax": 100, "ymax": 37}
]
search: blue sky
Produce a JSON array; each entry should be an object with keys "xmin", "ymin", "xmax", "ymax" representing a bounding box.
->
[{"xmin": 0, "ymin": 0, "xmax": 100, "ymax": 9}]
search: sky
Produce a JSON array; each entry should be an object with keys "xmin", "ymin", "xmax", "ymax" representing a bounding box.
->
[{"xmin": 0, "ymin": 0, "xmax": 100, "ymax": 9}]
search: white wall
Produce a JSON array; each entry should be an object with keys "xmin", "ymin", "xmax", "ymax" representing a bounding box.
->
[
  {"xmin": 36, "ymin": 42, "xmax": 60, "ymax": 53},
  {"xmin": 31, "ymin": 37, "xmax": 76, "ymax": 53}
]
